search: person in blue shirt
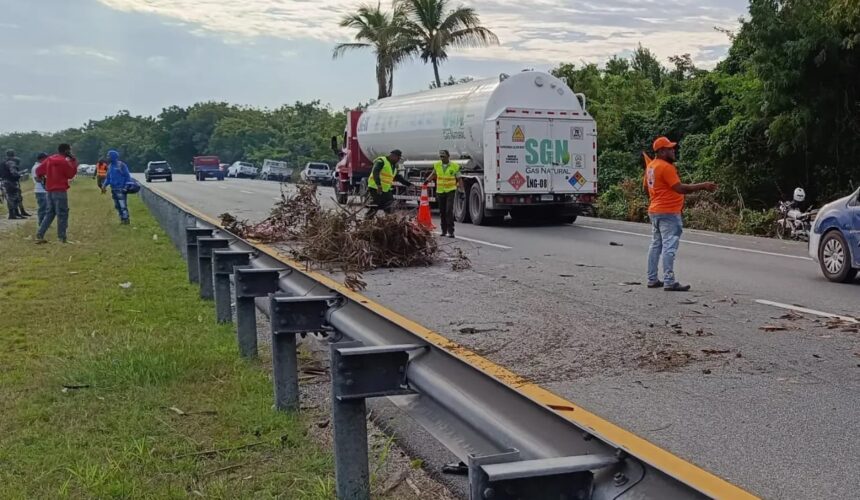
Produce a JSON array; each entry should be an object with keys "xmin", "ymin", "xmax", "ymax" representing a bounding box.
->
[{"xmin": 100, "ymin": 149, "xmax": 132, "ymax": 224}]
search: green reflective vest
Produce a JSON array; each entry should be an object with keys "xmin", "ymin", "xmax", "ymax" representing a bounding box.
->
[
  {"xmin": 433, "ymin": 161, "xmax": 460, "ymax": 194},
  {"xmin": 367, "ymin": 156, "xmax": 394, "ymax": 192}
]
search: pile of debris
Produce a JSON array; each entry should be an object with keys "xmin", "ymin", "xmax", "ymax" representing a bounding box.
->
[{"xmin": 220, "ymin": 185, "xmax": 440, "ymax": 289}]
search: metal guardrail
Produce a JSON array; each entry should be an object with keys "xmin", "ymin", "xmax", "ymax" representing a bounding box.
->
[{"xmin": 140, "ymin": 186, "xmax": 757, "ymax": 500}]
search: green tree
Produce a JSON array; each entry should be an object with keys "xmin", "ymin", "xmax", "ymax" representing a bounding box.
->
[
  {"xmin": 428, "ymin": 75, "xmax": 474, "ymax": 89},
  {"xmin": 333, "ymin": 3, "xmax": 411, "ymax": 99},
  {"xmin": 397, "ymin": 0, "xmax": 498, "ymax": 87}
]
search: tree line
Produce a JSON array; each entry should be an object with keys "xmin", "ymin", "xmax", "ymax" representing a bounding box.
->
[
  {"xmin": 552, "ymin": 0, "xmax": 860, "ymax": 221},
  {"xmin": 0, "ymin": 102, "xmax": 346, "ymax": 173}
]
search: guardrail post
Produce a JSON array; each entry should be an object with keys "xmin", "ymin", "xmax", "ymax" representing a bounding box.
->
[
  {"xmin": 270, "ymin": 295, "xmax": 338, "ymax": 411},
  {"xmin": 233, "ymin": 268, "xmax": 282, "ymax": 358},
  {"xmin": 330, "ymin": 341, "xmax": 423, "ymax": 500},
  {"xmin": 197, "ymin": 238, "xmax": 230, "ymax": 300},
  {"xmin": 467, "ymin": 450, "xmax": 619, "ymax": 500},
  {"xmin": 212, "ymin": 250, "xmax": 253, "ymax": 323},
  {"xmin": 185, "ymin": 228, "xmax": 213, "ymax": 283}
]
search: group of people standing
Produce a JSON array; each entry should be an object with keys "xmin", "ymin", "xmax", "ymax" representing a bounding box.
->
[{"xmin": 0, "ymin": 144, "xmax": 135, "ymax": 243}]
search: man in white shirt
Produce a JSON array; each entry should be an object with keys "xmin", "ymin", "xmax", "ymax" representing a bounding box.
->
[{"xmin": 32, "ymin": 152, "xmax": 48, "ymax": 226}]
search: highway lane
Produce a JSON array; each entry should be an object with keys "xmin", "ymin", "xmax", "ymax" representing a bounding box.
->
[{"xmin": 141, "ymin": 175, "xmax": 860, "ymax": 499}]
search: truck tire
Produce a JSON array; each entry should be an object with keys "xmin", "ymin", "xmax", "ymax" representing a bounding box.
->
[
  {"xmin": 468, "ymin": 182, "xmax": 501, "ymax": 225},
  {"xmin": 336, "ymin": 192, "xmax": 348, "ymax": 205},
  {"xmin": 454, "ymin": 189, "xmax": 471, "ymax": 223},
  {"xmin": 554, "ymin": 214, "xmax": 577, "ymax": 225}
]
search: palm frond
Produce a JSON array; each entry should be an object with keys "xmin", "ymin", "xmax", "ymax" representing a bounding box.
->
[{"xmin": 332, "ymin": 42, "xmax": 372, "ymax": 60}]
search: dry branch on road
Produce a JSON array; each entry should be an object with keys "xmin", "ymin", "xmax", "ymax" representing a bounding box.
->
[{"xmin": 220, "ymin": 184, "xmax": 439, "ymax": 289}]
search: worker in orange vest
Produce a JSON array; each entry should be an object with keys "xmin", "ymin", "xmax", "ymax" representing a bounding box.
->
[{"xmin": 95, "ymin": 159, "xmax": 108, "ymax": 188}]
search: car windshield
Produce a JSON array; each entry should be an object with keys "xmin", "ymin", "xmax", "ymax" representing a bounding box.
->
[
  {"xmin": 151, "ymin": 162, "xmax": 168, "ymax": 167},
  {"xmin": 309, "ymin": 164, "xmax": 328, "ymax": 170}
]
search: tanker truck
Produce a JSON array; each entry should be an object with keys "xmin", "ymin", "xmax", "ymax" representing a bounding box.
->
[{"xmin": 331, "ymin": 71, "xmax": 597, "ymax": 225}]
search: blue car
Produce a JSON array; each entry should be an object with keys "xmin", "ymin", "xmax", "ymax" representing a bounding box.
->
[{"xmin": 809, "ymin": 188, "xmax": 860, "ymax": 282}]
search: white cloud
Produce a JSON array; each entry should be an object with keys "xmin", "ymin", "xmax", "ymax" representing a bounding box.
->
[
  {"xmin": 12, "ymin": 94, "xmax": 68, "ymax": 103},
  {"xmin": 96, "ymin": 0, "xmax": 742, "ymax": 67},
  {"xmin": 37, "ymin": 45, "xmax": 118, "ymax": 63}
]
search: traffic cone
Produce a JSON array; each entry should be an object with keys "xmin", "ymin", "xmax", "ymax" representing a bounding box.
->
[{"xmin": 417, "ymin": 183, "xmax": 435, "ymax": 229}]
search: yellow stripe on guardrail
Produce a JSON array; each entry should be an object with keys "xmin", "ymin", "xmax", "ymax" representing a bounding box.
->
[{"xmin": 146, "ymin": 184, "xmax": 759, "ymax": 500}]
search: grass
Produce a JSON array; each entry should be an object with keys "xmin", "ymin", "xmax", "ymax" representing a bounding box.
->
[{"xmin": 0, "ymin": 186, "xmax": 335, "ymax": 498}]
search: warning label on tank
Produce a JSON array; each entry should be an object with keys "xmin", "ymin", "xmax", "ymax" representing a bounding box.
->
[
  {"xmin": 569, "ymin": 171, "xmax": 586, "ymax": 188},
  {"xmin": 508, "ymin": 171, "xmax": 526, "ymax": 191},
  {"xmin": 571, "ymin": 127, "xmax": 584, "ymax": 140},
  {"xmin": 505, "ymin": 154, "xmax": 519, "ymax": 164},
  {"xmin": 512, "ymin": 126, "xmax": 525, "ymax": 143}
]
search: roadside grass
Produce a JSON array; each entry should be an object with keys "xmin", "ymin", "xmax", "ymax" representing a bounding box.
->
[{"xmin": 0, "ymin": 187, "xmax": 334, "ymax": 498}]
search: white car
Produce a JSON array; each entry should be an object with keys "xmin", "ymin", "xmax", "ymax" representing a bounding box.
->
[
  {"xmin": 227, "ymin": 161, "xmax": 258, "ymax": 178},
  {"xmin": 300, "ymin": 162, "xmax": 333, "ymax": 185}
]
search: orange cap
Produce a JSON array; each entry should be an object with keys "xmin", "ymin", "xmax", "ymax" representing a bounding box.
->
[{"xmin": 652, "ymin": 136, "xmax": 677, "ymax": 152}]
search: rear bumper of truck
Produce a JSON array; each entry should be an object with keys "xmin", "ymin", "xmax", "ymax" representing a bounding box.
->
[{"xmin": 488, "ymin": 193, "xmax": 595, "ymax": 211}]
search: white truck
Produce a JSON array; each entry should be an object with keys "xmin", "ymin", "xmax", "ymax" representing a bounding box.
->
[
  {"xmin": 332, "ymin": 71, "xmax": 597, "ymax": 224},
  {"xmin": 259, "ymin": 159, "xmax": 292, "ymax": 181},
  {"xmin": 227, "ymin": 161, "xmax": 259, "ymax": 178}
]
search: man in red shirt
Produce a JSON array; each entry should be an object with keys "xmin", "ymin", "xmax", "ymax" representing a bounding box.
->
[
  {"xmin": 645, "ymin": 137, "xmax": 717, "ymax": 291},
  {"xmin": 35, "ymin": 143, "xmax": 78, "ymax": 244}
]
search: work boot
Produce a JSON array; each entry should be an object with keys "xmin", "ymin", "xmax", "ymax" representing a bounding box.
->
[
  {"xmin": 20, "ymin": 211, "xmax": 31, "ymax": 217},
  {"xmin": 647, "ymin": 280, "xmax": 664, "ymax": 288}
]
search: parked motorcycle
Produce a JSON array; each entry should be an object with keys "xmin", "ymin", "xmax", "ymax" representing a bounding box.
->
[{"xmin": 775, "ymin": 200, "xmax": 817, "ymax": 241}]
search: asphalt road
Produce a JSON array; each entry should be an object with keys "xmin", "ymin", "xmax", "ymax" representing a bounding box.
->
[{"xmin": 141, "ymin": 174, "xmax": 860, "ymax": 499}]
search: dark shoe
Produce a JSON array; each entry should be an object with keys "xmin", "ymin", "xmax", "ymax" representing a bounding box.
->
[
  {"xmin": 440, "ymin": 231, "xmax": 448, "ymax": 237},
  {"xmin": 9, "ymin": 215, "xmax": 24, "ymax": 220},
  {"xmin": 121, "ymin": 219, "xmax": 130, "ymax": 225},
  {"xmin": 35, "ymin": 238, "xmax": 47, "ymax": 244},
  {"xmin": 448, "ymin": 233, "xmax": 455, "ymax": 238},
  {"xmin": 20, "ymin": 211, "xmax": 31, "ymax": 217},
  {"xmin": 647, "ymin": 280, "xmax": 664, "ymax": 288},
  {"xmin": 664, "ymin": 283, "xmax": 691, "ymax": 292}
]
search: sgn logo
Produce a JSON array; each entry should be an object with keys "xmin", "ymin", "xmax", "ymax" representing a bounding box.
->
[{"xmin": 525, "ymin": 139, "xmax": 570, "ymax": 165}]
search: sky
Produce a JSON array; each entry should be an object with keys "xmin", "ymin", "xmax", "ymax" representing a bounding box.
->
[{"xmin": 0, "ymin": 0, "xmax": 748, "ymax": 133}]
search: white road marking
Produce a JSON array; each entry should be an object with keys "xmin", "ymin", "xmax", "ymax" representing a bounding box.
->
[
  {"xmin": 578, "ymin": 225, "xmax": 812, "ymax": 261},
  {"xmin": 240, "ymin": 190, "xmax": 254, "ymax": 195},
  {"xmin": 755, "ymin": 299, "xmax": 859, "ymax": 323},
  {"xmin": 435, "ymin": 232, "xmax": 511, "ymax": 250}
]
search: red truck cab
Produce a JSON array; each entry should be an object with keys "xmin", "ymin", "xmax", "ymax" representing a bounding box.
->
[
  {"xmin": 332, "ymin": 110, "xmax": 371, "ymax": 204},
  {"xmin": 193, "ymin": 155, "xmax": 224, "ymax": 181}
]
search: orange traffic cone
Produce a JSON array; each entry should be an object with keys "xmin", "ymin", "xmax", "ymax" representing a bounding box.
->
[{"xmin": 417, "ymin": 183, "xmax": 435, "ymax": 229}]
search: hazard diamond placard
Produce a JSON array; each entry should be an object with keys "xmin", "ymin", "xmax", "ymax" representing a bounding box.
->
[{"xmin": 508, "ymin": 171, "xmax": 526, "ymax": 191}]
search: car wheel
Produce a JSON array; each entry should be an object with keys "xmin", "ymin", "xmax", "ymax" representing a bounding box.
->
[
  {"xmin": 167, "ymin": 176, "xmax": 172, "ymax": 182},
  {"xmin": 819, "ymin": 231, "xmax": 856, "ymax": 282},
  {"xmin": 145, "ymin": 176, "xmax": 151, "ymax": 183}
]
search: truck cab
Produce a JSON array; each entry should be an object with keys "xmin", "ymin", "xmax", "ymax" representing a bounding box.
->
[{"xmin": 193, "ymin": 156, "xmax": 224, "ymax": 181}]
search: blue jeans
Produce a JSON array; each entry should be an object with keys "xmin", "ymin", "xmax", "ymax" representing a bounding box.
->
[
  {"xmin": 111, "ymin": 189, "xmax": 129, "ymax": 221},
  {"xmin": 37, "ymin": 191, "xmax": 69, "ymax": 241},
  {"xmin": 35, "ymin": 192, "xmax": 48, "ymax": 227},
  {"xmin": 647, "ymin": 214, "xmax": 683, "ymax": 286}
]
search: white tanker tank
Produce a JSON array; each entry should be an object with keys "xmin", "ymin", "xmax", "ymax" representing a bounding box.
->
[{"xmin": 346, "ymin": 71, "xmax": 598, "ymax": 225}]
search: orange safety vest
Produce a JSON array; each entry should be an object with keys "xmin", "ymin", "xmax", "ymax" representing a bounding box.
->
[{"xmin": 96, "ymin": 163, "xmax": 108, "ymax": 176}]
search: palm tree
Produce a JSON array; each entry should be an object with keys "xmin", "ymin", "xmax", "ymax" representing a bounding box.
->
[
  {"xmin": 397, "ymin": 0, "xmax": 499, "ymax": 88},
  {"xmin": 333, "ymin": 3, "xmax": 411, "ymax": 99}
]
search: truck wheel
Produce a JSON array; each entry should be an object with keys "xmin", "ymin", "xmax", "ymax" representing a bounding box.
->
[
  {"xmin": 819, "ymin": 230, "xmax": 857, "ymax": 282},
  {"xmin": 468, "ymin": 183, "xmax": 502, "ymax": 225},
  {"xmin": 554, "ymin": 215, "xmax": 578, "ymax": 225},
  {"xmin": 454, "ymin": 189, "xmax": 471, "ymax": 223},
  {"xmin": 336, "ymin": 192, "xmax": 348, "ymax": 205}
]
